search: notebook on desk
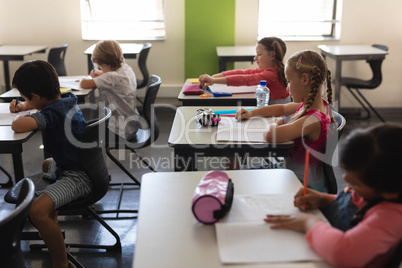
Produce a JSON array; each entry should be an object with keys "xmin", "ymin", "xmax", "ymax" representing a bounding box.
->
[
  {"xmin": 209, "ymin": 84, "xmax": 256, "ymax": 94},
  {"xmin": 215, "ymin": 194, "xmax": 324, "ymax": 264},
  {"xmin": 216, "ymin": 117, "xmax": 272, "ymax": 143}
]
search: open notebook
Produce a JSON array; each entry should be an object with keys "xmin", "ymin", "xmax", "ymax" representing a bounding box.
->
[
  {"xmin": 215, "ymin": 194, "xmax": 325, "ymax": 264},
  {"xmin": 216, "ymin": 117, "xmax": 272, "ymax": 143},
  {"xmin": 208, "ymin": 84, "xmax": 256, "ymax": 94}
]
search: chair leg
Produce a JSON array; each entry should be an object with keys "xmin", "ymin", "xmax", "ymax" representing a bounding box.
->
[
  {"xmin": 67, "ymin": 250, "xmax": 85, "ymax": 268},
  {"xmin": 346, "ymin": 87, "xmax": 371, "ymax": 119},
  {"xmin": 0, "ymin": 165, "xmax": 13, "ymax": 187},
  {"xmin": 106, "ymin": 147, "xmax": 141, "ymax": 185},
  {"xmin": 355, "ymin": 89, "xmax": 386, "ymax": 122},
  {"xmin": 30, "ymin": 206, "xmax": 121, "ymax": 252}
]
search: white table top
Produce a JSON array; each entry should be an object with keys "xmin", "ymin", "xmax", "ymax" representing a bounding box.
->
[
  {"xmin": 168, "ymin": 106, "xmax": 293, "ymax": 147},
  {"xmin": 133, "ymin": 169, "xmax": 331, "ymax": 268},
  {"xmin": 0, "ymin": 104, "xmax": 34, "ymax": 142},
  {"xmin": 0, "ymin": 45, "xmax": 47, "ymax": 56},
  {"xmin": 0, "ymin": 76, "xmax": 94, "ymax": 98},
  {"xmin": 84, "ymin": 43, "xmax": 143, "ymax": 55},
  {"xmin": 317, "ymin": 45, "xmax": 388, "ymax": 57},
  {"xmin": 216, "ymin": 46, "xmax": 256, "ymax": 57}
]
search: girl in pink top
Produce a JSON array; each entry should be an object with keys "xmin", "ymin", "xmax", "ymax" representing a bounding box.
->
[
  {"xmin": 265, "ymin": 124, "xmax": 402, "ymax": 268},
  {"xmin": 199, "ymin": 37, "xmax": 290, "ymax": 105},
  {"xmin": 236, "ymin": 50, "xmax": 334, "ymax": 190}
]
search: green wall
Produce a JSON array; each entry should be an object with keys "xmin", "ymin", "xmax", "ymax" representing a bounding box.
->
[{"xmin": 184, "ymin": 0, "xmax": 235, "ymax": 78}]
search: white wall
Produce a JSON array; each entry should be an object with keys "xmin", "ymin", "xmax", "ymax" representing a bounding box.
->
[
  {"xmin": 0, "ymin": 0, "xmax": 185, "ymax": 99},
  {"xmin": 1, "ymin": 0, "xmax": 401, "ymax": 108},
  {"xmin": 235, "ymin": 0, "xmax": 402, "ymax": 108}
]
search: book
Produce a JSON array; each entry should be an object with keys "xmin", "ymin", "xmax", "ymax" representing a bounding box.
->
[
  {"xmin": 216, "ymin": 116, "xmax": 273, "ymax": 143},
  {"xmin": 215, "ymin": 194, "xmax": 325, "ymax": 264},
  {"xmin": 209, "ymin": 84, "xmax": 256, "ymax": 94}
]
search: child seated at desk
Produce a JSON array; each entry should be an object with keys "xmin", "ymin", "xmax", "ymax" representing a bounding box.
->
[
  {"xmin": 10, "ymin": 60, "xmax": 90, "ymax": 268},
  {"xmin": 265, "ymin": 123, "xmax": 402, "ymax": 268},
  {"xmin": 80, "ymin": 40, "xmax": 140, "ymax": 142},
  {"xmin": 236, "ymin": 50, "xmax": 334, "ymax": 191},
  {"xmin": 199, "ymin": 37, "xmax": 290, "ymax": 105}
]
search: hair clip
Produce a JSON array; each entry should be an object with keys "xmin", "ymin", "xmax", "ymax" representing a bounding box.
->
[{"xmin": 296, "ymin": 56, "xmax": 302, "ymax": 69}]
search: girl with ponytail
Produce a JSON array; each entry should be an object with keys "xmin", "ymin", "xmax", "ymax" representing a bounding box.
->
[
  {"xmin": 199, "ymin": 37, "xmax": 290, "ymax": 105},
  {"xmin": 236, "ymin": 50, "xmax": 334, "ymax": 191}
]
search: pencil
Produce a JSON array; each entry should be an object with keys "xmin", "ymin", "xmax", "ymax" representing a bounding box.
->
[
  {"xmin": 14, "ymin": 98, "xmax": 19, "ymax": 113},
  {"xmin": 303, "ymin": 149, "xmax": 310, "ymax": 209}
]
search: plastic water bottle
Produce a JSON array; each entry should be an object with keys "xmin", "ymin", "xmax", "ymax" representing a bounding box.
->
[{"xmin": 256, "ymin": 80, "xmax": 270, "ymax": 108}]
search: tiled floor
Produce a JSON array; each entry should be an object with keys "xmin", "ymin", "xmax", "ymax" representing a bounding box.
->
[{"xmin": 0, "ymin": 102, "xmax": 401, "ymax": 268}]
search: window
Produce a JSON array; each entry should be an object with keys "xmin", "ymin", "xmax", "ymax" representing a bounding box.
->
[
  {"xmin": 80, "ymin": 0, "xmax": 165, "ymax": 41},
  {"xmin": 258, "ymin": 0, "xmax": 342, "ymax": 41}
]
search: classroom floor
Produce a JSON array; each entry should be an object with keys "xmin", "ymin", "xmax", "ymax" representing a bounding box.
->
[{"xmin": 0, "ymin": 102, "xmax": 401, "ymax": 268}]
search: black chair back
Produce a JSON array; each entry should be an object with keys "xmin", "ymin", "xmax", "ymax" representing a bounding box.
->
[
  {"xmin": 136, "ymin": 43, "xmax": 152, "ymax": 89},
  {"xmin": 59, "ymin": 107, "xmax": 112, "ymax": 210},
  {"xmin": 0, "ymin": 178, "xmax": 35, "ymax": 268},
  {"xmin": 365, "ymin": 44, "xmax": 388, "ymax": 89},
  {"xmin": 48, "ymin": 44, "xmax": 68, "ymax": 76},
  {"xmin": 142, "ymin": 74, "xmax": 162, "ymax": 144},
  {"xmin": 323, "ymin": 111, "xmax": 346, "ymax": 194}
]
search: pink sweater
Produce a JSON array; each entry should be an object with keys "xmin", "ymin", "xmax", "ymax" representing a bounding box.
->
[
  {"xmin": 222, "ymin": 67, "xmax": 289, "ymax": 99},
  {"xmin": 306, "ymin": 191, "xmax": 402, "ymax": 267}
]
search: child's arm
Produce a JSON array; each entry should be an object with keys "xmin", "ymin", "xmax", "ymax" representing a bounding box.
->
[
  {"xmin": 80, "ymin": 78, "xmax": 97, "ymax": 89},
  {"xmin": 11, "ymin": 114, "xmax": 39, "ymax": 133},
  {"xmin": 264, "ymin": 113, "xmax": 322, "ymax": 143},
  {"xmin": 9, "ymin": 100, "xmax": 33, "ymax": 113},
  {"xmin": 235, "ymin": 102, "xmax": 300, "ymax": 120},
  {"xmin": 198, "ymin": 74, "xmax": 227, "ymax": 89}
]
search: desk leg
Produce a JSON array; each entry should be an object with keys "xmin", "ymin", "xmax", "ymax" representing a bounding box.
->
[
  {"xmin": 3, "ymin": 60, "xmax": 11, "ymax": 91},
  {"xmin": 12, "ymin": 151, "xmax": 25, "ymax": 183},
  {"xmin": 219, "ymin": 58, "xmax": 226, "ymax": 72},
  {"xmin": 174, "ymin": 149, "xmax": 196, "ymax": 172}
]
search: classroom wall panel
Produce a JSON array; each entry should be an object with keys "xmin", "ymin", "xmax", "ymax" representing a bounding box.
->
[{"xmin": 184, "ymin": 0, "xmax": 235, "ymax": 78}]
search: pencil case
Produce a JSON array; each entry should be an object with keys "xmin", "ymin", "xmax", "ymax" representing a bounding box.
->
[
  {"xmin": 191, "ymin": 170, "xmax": 234, "ymax": 224},
  {"xmin": 195, "ymin": 108, "xmax": 221, "ymax": 126},
  {"xmin": 183, "ymin": 84, "xmax": 204, "ymax": 95}
]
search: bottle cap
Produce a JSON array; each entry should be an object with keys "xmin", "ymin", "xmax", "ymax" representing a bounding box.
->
[{"xmin": 260, "ymin": 80, "xmax": 267, "ymax": 86}]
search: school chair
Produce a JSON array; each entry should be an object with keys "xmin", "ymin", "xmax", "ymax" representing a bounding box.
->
[
  {"xmin": 340, "ymin": 44, "xmax": 388, "ymax": 122},
  {"xmin": 386, "ymin": 241, "xmax": 402, "ymax": 268},
  {"xmin": 4, "ymin": 107, "xmax": 121, "ymax": 266},
  {"xmin": 98, "ymin": 74, "xmax": 161, "ymax": 219},
  {"xmin": 136, "ymin": 43, "xmax": 152, "ymax": 104},
  {"xmin": 322, "ymin": 111, "xmax": 346, "ymax": 194},
  {"xmin": 0, "ymin": 178, "xmax": 35, "ymax": 268},
  {"xmin": 48, "ymin": 44, "xmax": 68, "ymax": 76}
]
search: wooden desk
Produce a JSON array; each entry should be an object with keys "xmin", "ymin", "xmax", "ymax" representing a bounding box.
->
[
  {"xmin": 84, "ymin": 43, "xmax": 144, "ymax": 73},
  {"xmin": 216, "ymin": 46, "xmax": 255, "ymax": 72},
  {"xmin": 0, "ymin": 45, "xmax": 47, "ymax": 91},
  {"xmin": 317, "ymin": 45, "xmax": 388, "ymax": 109},
  {"xmin": 133, "ymin": 169, "xmax": 331, "ymax": 268},
  {"xmin": 168, "ymin": 106, "xmax": 293, "ymax": 171},
  {"xmin": 178, "ymin": 80, "xmax": 257, "ymax": 106},
  {"xmin": 0, "ymin": 103, "xmax": 35, "ymax": 186},
  {"xmin": 0, "ymin": 76, "xmax": 95, "ymax": 104}
]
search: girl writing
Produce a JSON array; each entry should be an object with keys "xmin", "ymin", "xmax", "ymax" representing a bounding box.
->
[
  {"xmin": 265, "ymin": 124, "xmax": 402, "ymax": 268},
  {"xmin": 80, "ymin": 40, "xmax": 139, "ymax": 141},
  {"xmin": 236, "ymin": 50, "xmax": 334, "ymax": 191},
  {"xmin": 199, "ymin": 37, "xmax": 290, "ymax": 105}
]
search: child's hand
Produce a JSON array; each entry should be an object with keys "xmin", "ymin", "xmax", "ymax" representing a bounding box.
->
[
  {"xmin": 235, "ymin": 108, "xmax": 252, "ymax": 120},
  {"xmin": 198, "ymin": 74, "xmax": 213, "ymax": 89},
  {"xmin": 293, "ymin": 187, "xmax": 334, "ymax": 211},
  {"xmin": 264, "ymin": 213, "xmax": 323, "ymax": 233},
  {"xmin": 9, "ymin": 100, "xmax": 27, "ymax": 113},
  {"xmin": 90, "ymin": 70, "xmax": 103, "ymax": 78}
]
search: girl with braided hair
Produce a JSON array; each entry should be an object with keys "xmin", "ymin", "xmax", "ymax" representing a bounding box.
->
[
  {"xmin": 236, "ymin": 50, "xmax": 334, "ymax": 191},
  {"xmin": 199, "ymin": 37, "xmax": 291, "ymax": 105}
]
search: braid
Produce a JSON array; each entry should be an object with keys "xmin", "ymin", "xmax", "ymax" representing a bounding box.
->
[
  {"xmin": 304, "ymin": 66, "xmax": 320, "ymax": 110},
  {"xmin": 272, "ymin": 41, "xmax": 287, "ymax": 87},
  {"xmin": 326, "ymin": 70, "xmax": 333, "ymax": 105}
]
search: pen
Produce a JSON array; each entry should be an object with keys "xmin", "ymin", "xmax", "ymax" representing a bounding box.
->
[
  {"xmin": 92, "ymin": 63, "xmax": 97, "ymax": 77},
  {"xmin": 14, "ymin": 98, "xmax": 19, "ymax": 113},
  {"xmin": 303, "ymin": 150, "xmax": 310, "ymax": 209}
]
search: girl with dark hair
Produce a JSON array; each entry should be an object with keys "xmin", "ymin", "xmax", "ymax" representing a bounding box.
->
[{"xmin": 265, "ymin": 123, "xmax": 402, "ymax": 268}]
